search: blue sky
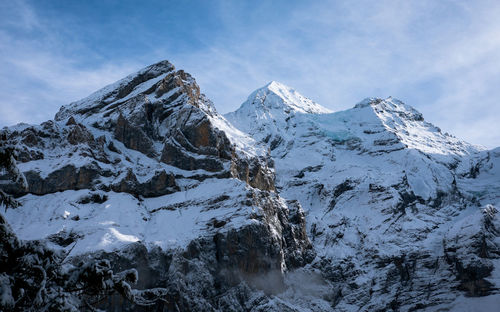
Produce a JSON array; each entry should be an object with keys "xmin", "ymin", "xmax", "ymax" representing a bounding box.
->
[{"xmin": 1, "ymin": 0, "xmax": 499, "ymax": 148}]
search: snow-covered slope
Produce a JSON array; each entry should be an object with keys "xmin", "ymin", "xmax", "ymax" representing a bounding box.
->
[
  {"xmin": 7, "ymin": 179, "xmax": 268, "ymax": 254},
  {"xmin": 226, "ymin": 83, "xmax": 500, "ymax": 310},
  {"xmin": 227, "ymin": 90, "xmax": 482, "ymax": 200}
]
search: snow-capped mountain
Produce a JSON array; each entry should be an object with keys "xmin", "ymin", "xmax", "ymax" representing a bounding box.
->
[
  {"xmin": 225, "ymin": 81, "xmax": 332, "ymax": 149},
  {"xmin": 226, "ymin": 82, "xmax": 500, "ymax": 310},
  {"xmin": 1, "ymin": 60, "xmax": 499, "ymax": 311}
]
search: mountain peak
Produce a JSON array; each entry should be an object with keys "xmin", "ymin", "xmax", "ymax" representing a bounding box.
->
[
  {"xmin": 148, "ymin": 59, "xmax": 176, "ymax": 71},
  {"xmin": 354, "ymin": 96, "xmax": 424, "ymax": 122},
  {"xmin": 346, "ymin": 96, "xmax": 480, "ymax": 156},
  {"xmin": 54, "ymin": 59, "xmax": 216, "ymax": 122},
  {"xmin": 224, "ymin": 82, "xmax": 331, "ymax": 144},
  {"xmin": 262, "ymin": 80, "xmax": 290, "ymax": 93},
  {"xmin": 238, "ymin": 81, "xmax": 332, "ymax": 116}
]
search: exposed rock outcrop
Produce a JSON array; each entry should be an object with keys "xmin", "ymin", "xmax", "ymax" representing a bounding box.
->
[{"xmin": 114, "ymin": 114, "xmax": 155, "ymax": 157}]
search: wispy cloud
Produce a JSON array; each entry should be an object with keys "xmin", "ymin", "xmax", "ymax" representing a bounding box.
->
[
  {"xmin": 1, "ymin": 0, "xmax": 499, "ymax": 148},
  {"xmin": 177, "ymin": 0, "xmax": 500, "ymax": 148},
  {"xmin": 0, "ymin": 1, "xmax": 140, "ymax": 127}
]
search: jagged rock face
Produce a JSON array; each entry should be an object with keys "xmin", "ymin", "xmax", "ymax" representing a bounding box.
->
[
  {"xmin": 110, "ymin": 169, "xmax": 179, "ymax": 197},
  {"xmin": 114, "ymin": 113, "xmax": 156, "ymax": 157},
  {"xmin": 230, "ymin": 155, "xmax": 275, "ymax": 192},
  {"xmin": 159, "ymin": 109, "xmax": 232, "ymax": 173}
]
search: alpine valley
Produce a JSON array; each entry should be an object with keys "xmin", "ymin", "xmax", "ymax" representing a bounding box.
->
[{"xmin": 1, "ymin": 60, "xmax": 499, "ymax": 311}]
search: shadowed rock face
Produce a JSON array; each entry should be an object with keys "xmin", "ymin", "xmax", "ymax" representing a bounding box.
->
[
  {"xmin": 111, "ymin": 169, "xmax": 179, "ymax": 197},
  {"xmin": 114, "ymin": 114, "xmax": 155, "ymax": 157},
  {"xmin": 67, "ymin": 123, "xmax": 95, "ymax": 145},
  {"xmin": 159, "ymin": 109, "xmax": 233, "ymax": 173},
  {"xmin": 444, "ymin": 205, "xmax": 500, "ymax": 297},
  {"xmin": 1, "ymin": 164, "xmax": 107, "ymax": 197}
]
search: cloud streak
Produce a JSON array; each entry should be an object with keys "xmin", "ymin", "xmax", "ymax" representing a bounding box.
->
[
  {"xmin": 1, "ymin": 0, "xmax": 499, "ymax": 148},
  {"xmin": 179, "ymin": 0, "xmax": 500, "ymax": 148},
  {"xmin": 0, "ymin": 1, "xmax": 141, "ymax": 126}
]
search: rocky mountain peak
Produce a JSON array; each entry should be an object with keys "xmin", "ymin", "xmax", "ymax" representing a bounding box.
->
[
  {"xmin": 2, "ymin": 59, "xmax": 277, "ymax": 200},
  {"xmin": 54, "ymin": 59, "xmax": 215, "ymax": 124}
]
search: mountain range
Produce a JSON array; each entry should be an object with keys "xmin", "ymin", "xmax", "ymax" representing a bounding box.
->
[{"xmin": 1, "ymin": 60, "xmax": 499, "ymax": 311}]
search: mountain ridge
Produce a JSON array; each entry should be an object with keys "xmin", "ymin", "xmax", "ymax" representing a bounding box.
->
[{"xmin": 1, "ymin": 60, "xmax": 500, "ymax": 311}]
